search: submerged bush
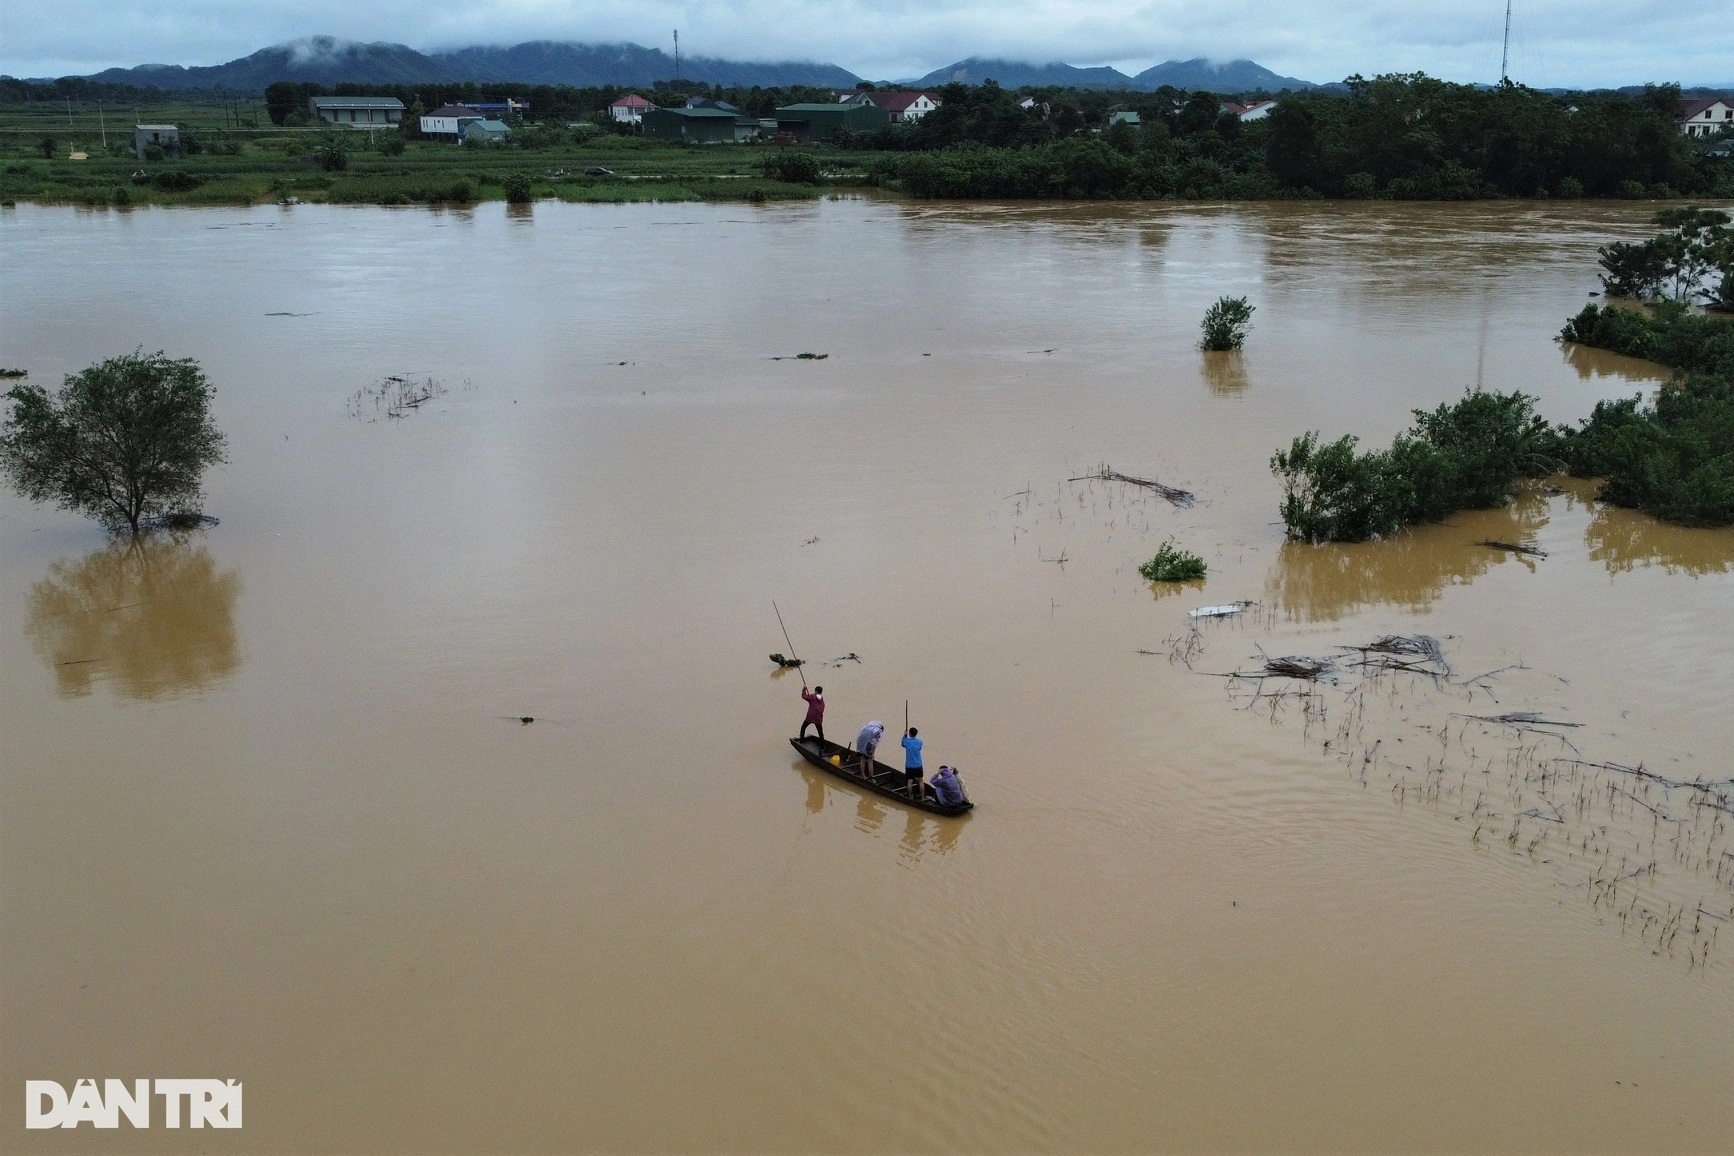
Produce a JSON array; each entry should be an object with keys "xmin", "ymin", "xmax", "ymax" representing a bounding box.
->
[
  {"xmin": 762, "ymin": 150, "xmax": 820, "ymax": 183},
  {"xmin": 1272, "ymin": 390, "xmax": 1561, "ymax": 543},
  {"xmin": 1560, "ymin": 374, "xmax": 1734, "ymax": 526},
  {"xmin": 1138, "ymin": 539, "xmax": 1208, "ymax": 582},
  {"xmin": 503, "ymin": 172, "xmax": 533, "ymax": 204},
  {"xmin": 1200, "ymin": 296, "xmax": 1255, "ymax": 351}
]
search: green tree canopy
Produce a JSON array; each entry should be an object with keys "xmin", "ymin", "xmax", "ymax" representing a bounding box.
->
[{"xmin": 1, "ymin": 351, "xmax": 227, "ymax": 534}]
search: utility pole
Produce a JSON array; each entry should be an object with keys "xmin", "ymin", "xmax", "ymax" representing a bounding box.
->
[
  {"xmin": 1500, "ymin": 0, "xmax": 1513, "ymax": 83},
  {"xmin": 674, "ymin": 30, "xmax": 680, "ymax": 82},
  {"xmin": 98, "ymin": 101, "xmax": 107, "ymax": 149},
  {"xmin": 65, "ymin": 96, "xmax": 73, "ymax": 130}
]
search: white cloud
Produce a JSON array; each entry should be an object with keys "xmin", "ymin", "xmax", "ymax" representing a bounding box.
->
[{"xmin": 0, "ymin": 0, "xmax": 1726, "ymax": 88}]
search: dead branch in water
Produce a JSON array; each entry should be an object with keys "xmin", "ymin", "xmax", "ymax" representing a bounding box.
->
[
  {"xmin": 1478, "ymin": 539, "xmax": 1548, "ymax": 559},
  {"xmin": 1067, "ymin": 462, "xmax": 1196, "ymax": 508}
]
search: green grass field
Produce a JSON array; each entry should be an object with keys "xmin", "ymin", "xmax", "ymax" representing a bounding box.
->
[{"xmin": 0, "ymin": 101, "xmax": 886, "ymax": 207}]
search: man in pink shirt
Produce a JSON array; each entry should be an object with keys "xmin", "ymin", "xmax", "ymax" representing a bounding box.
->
[{"xmin": 800, "ymin": 685, "xmax": 825, "ymax": 741}]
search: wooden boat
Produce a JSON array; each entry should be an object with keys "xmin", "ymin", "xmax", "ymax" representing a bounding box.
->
[{"xmin": 789, "ymin": 735, "xmax": 974, "ymax": 816}]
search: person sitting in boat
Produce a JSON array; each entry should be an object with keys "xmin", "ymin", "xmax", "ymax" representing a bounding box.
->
[
  {"xmin": 931, "ymin": 765, "xmax": 966, "ymax": 808},
  {"xmin": 900, "ymin": 727, "xmax": 924, "ymax": 799},
  {"xmin": 799, "ymin": 685, "xmax": 825, "ymax": 741},
  {"xmin": 854, "ymin": 720, "xmax": 884, "ymax": 774}
]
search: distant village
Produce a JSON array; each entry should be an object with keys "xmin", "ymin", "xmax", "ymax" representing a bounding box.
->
[{"xmin": 119, "ymin": 87, "xmax": 1734, "ymax": 158}]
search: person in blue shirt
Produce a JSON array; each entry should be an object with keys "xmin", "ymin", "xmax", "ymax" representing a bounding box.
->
[
  {"xmin": 931, "ymin": 765, "xmax": 966, "ymax": 808},
  {"xmin": 900, "ymin": 727, "xmax": 924, "ymax": 799}
]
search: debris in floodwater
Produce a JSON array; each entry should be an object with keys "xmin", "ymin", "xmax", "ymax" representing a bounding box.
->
[
  {"xmin": 771, "ymin": 353, "xmax": 829, "ymax": 360},
  {"xmin": 800, "ymin": 536, "xmax": 820, "ymax": 547},
  {"xmin": 1069, "ymin": 462, "xmax": 1196, "ymax": 507},
  {"xmin": 1478, "ymin": 539, "xmax": 1548, "ymax": 559},
  {"xmin": 819, "ymin": 652, "xmax": 862, "ymax": 667},
  {"xmin": 1459, "ymin": 710, "xmax": 1583, "ymax": 728},
  {"xmin": 1344, "ymin": 634, "xmax": 1450, "ymax": 678},
  {"xmin": 348, "ymin": 374, "xmax": 448, "ymax": 421},
  {"xmin": 1190, "ymin": 601, "xmax": 1255, "ymax": 619},
  {"xmin": 769, "ymin": 653, "xmax": 804, "ymax": 668},
  {"xmin": 1260, "ymin": 654, "xmax": 1335, "ymax": 680}
]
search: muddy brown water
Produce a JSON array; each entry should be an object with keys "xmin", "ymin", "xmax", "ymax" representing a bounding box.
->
[{"xmin": 3, "ymin": 199, "xmax": 1732, "ymax": 1153}]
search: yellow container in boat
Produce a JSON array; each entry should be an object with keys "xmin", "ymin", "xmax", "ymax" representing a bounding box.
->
[{"xmin": 830, "ymin": 755, "xmax": 842, "ymax": 766}]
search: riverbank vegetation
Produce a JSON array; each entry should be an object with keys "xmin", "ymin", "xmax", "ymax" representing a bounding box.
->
[
  {"xmin": 1278, "ymin": 210, "xmax": 1734, "ymax": 541},
  {"xmin": 5, "ymin": 73, "xmax": 1730, "ymax": 207},
  {"xmin": 865, "ymin": 76, "xmax": 1733, "ymax": 202}
]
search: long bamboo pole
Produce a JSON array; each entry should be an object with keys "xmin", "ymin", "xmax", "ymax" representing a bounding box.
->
[{"xmin": 773, "ymin": 600, "xmax": 806, "ymax": 687}]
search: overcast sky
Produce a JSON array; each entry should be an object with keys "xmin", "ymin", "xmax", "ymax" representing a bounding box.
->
[{"xmin": 1, "ymin": 0, "xmax": 1727, "ymax": 89}]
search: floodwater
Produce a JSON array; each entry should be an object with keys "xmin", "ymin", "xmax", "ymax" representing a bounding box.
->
[{"xmin": 3, "ymin": 197, "xmax": 1732, "ymax": 1153}]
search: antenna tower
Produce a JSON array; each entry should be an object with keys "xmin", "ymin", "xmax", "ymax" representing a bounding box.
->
[{"xmin": 1500, "ymin": 0, "xmax": 1512, "ymax": 82}]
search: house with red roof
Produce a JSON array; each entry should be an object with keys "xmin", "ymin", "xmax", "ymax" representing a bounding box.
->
[
  {"xmin": 1680, "ymin": 97, "xmax": 1733, "ymax": 137},
  {"xmin": 1221, "ymin": 99, "xmax": 1278, "ymax": 122},
  {"xmin": 843, "ymin": 90, "xmax": 942, "ymax": 124},
  {"xmin": 609, "ymin": 94, "xmax": 655, "ymax": 126}
]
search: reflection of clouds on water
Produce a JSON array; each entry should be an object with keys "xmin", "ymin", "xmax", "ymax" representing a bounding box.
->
[
  {"xmin": 1266, "ymin": 495, "xmax": 1549, "ymax": 621},
  {"xmin": 1561, "ymin": 341, "xmax": 1669, "ymax": 385},
  {"xmin": 26, "ymin": 535, "xmax": 242, "ymax": 699},
  {"xmin": 1200, "ymin": 351, "xmax": 1248, "ymax": 396},
  {"xmin": 1587, "ymin": 504, "xmax": 1734, "ymax": 577}
]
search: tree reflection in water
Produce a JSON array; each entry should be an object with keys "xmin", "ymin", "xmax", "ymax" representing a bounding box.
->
[
  {"xmin": 1200, "ymin": 350, "xmax": 1249, "ymax": 396},
  {"xmin": 1265, "ymin": 491, "xmax": 1550, "ymax": 621},
  {"xmin": 26, "ymin": 534, "xmax": 242, "ymax": 698},
  {"xmin": 1587, "ymin": 503, "xmax": 1734, "ymax": 577}
]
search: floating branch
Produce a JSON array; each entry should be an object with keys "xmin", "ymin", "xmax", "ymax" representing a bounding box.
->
[
  {"xmin": 1479, "ymin": 539, "xmax": 1548, "ymax": 559},
  {"xmin": 1068, "ymin": 462, "xmax": 1196, "ymax": 508}
]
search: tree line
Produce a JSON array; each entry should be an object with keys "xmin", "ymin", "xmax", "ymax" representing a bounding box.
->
[{"xmin": 860, "ymin": 75, "xmax": 1731, "ymax": 201}]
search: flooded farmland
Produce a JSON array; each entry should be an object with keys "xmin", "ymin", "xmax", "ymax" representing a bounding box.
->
[{"xmin": 2, "ymin": 197, "xmax": 1732, "ymax": 1152}]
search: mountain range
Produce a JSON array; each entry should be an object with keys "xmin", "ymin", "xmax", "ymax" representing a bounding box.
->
[
  {"xmin": 63, "ymin": 36, "xmax": 1320, "ymax": 94},
  {"xmin": 76, "ymin": 36, "xmax": 863, "ymax": 91},
  {"xmin": 910, "ymin": 57, "xmax": 1318, "ymax": 92}
]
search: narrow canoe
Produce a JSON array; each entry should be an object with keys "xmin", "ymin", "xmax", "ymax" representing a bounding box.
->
[{"xmin": 789, "ymin": 735, "xmax": 974, "ymax": 816}]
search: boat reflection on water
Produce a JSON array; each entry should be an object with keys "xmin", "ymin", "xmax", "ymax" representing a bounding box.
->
[
  {"xmin": 1264, "ymin": 492, "xmax": 1550, "ymax": 621},
  {"xmin": 794, "ymin": 763, "xmax": 968, "ymax": 859},
  {"xmin": 26, "ymin": 534, "xmax": 242, "ymax": 699}
]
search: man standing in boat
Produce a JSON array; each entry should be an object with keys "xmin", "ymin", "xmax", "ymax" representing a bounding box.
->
[
  {"xmin": 900, "ymin": 727, "xmax": 924, "ymax": 799},
  {"xmin": 854, "ymin": 720, "xmax": 884, "ymax": 774},
  {"xmin": 800, "ymin": 685, "xmax": 825, "ymax": 741}
]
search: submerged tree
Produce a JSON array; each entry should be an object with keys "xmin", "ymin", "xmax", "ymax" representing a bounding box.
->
[
  {"xmin": 1200, "ymin": 296, "xmax": 1255, "ymax": 351},
  {"xmin": 1, "ymin": 351, "xmax": 226, "ymax": 534}
]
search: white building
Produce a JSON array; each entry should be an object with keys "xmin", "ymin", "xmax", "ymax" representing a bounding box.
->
[
  {"xmin": 1680, "ymin": 97, "xmax": 1733, "ymax": 137},
  {"xmin": 420, "ymin": 104, "xmax": 485, "ymax": 138},
  {"xmin": 610, "ymin": 94, "xmax": 654, "ymax": 125},
  {"xmin": 1221, "ymin": 100, "xmax": 1277, "ymax": 122}
]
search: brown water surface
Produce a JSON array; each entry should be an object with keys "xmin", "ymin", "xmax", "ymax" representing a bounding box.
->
[{"xmin": 3, "ymin": 199, "xmax": 1732, "ymax": 1152}]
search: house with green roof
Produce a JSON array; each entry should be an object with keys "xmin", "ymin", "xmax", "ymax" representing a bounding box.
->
[
  {"xmin": 642, "ymin": 106, "xmax": 760, "ymax": 143},
  {"xmin": 773, "ymin": 102, "xmax": 890, "ymax": 142}
]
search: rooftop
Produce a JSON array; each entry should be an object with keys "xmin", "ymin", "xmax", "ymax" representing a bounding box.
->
[{"xmin": 310, "ymin": 96, "xmax": 405, "ymax": 109}]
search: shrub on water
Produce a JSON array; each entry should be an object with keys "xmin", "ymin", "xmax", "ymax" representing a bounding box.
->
[
  {"xmin": 1200, "ymin": 296, "xmax": 1255, "ymax": 351},
  {"xmin": 1138, "ymin": 539, "xmax": 1208, "ymax": 582},
  {"xmin": 503, "ymin": 172, "xmax": 534, "ymax": 204},
  {"xmin": 1271, "ymin": 390, "xmax": 1562, "ymax": 543}
]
